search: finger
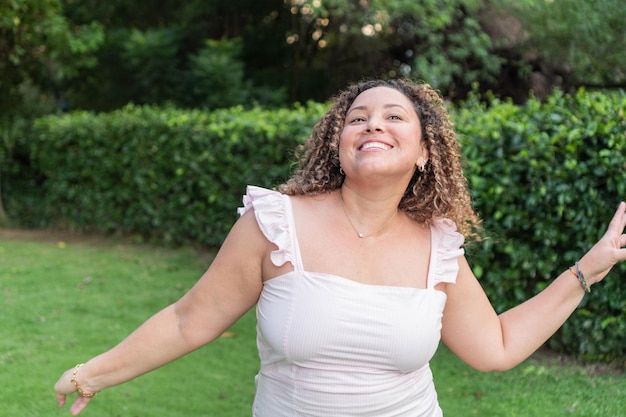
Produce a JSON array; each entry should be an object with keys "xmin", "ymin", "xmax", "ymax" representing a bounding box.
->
[
  {"xmin": 69, "ymin": 396, "xmax": 92, "ymax": 416},
  {"xmin": 618, "ymin": 237, "xmax": 626, "ymax": 261},
  {"xmin": 56, "ymin": 392, "xmax": 66, "ymax": 407},
  {"xmin": 606, "ymin": 202, "xmax": 626, "ymax": 234},
  {"xmin": 55, "ymin": 369, "xmax": 75, "ymax": 407}
]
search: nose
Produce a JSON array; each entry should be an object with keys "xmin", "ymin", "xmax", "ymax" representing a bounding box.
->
[{"xmin": 366, "ymin": 116, "xmax": 383, "ymax": 132}]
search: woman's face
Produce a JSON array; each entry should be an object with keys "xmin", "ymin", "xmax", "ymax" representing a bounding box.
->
[{"xmin": 339, "ymin": 86, "xmax": 428, "ymax": 183}]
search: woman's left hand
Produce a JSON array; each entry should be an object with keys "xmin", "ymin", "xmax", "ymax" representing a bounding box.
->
[
  {"xmin": 54, "ymin": 367, "xmax": 94, "ymax": 416},
  {"xmin": 579, "ymin": 201, "xmax": 626, "ymax": 286}
]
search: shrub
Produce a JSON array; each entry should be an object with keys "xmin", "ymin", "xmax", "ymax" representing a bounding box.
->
[
  {"xmin": 184, "ymin": 38, "xmax": 251, "ymax": 109},
  {"xmin": 453, "ymin": 88, "xmax": 626, "ymax": 361},
  {"xmin": 4, "ymin": 103, "xmax": 326, "ymax": 246}
]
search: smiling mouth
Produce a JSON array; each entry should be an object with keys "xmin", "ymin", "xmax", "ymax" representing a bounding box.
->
[{"xmin": 359, "ymin": 141, "xmax": 392, "ymax": 151}]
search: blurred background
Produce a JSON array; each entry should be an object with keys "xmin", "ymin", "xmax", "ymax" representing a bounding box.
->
[{"xmin": 2, "ymin": 0, "xmax": 625, "ymax": 117}]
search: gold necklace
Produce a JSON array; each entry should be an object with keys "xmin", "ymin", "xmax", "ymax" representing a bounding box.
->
[{"xmin": 339, "ymin": 190, "xmax": 398, "ymax": 238}]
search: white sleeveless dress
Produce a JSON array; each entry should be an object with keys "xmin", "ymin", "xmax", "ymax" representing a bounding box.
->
[{"xmin": 238, "ymin": 186, "xmax": 465, "ymax": 417}]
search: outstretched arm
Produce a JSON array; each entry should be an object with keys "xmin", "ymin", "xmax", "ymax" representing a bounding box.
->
[
  {"xmin": 54, "ymin": 210, "xmax": 266, "ymax": 415},
  {"xmin": 442, "ymin": 202, "xmax": 626, "ymax": 372}
]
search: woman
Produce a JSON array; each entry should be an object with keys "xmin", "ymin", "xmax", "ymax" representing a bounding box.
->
[{"xmin": 55, "ymin": 79, "xmax": 626, "ymax": 416}]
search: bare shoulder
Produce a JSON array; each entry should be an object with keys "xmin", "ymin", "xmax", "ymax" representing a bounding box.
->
[{"xmin": 222, "ymin": 208, "xmax": 272, "ymax": 262}]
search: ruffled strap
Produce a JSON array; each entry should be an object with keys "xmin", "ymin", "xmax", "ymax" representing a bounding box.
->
[
  {"xmin": 237, "ymin": 186, "xmax": 299, "ymax": 269},
  {"xmin": 428, "ymin": 217, "xmax": 465, "ymax": 288}
]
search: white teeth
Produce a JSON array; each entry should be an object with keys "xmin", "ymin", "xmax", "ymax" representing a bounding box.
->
[{"xmin": 361, "ymin": 142, "xmax": 391, "ymax": 151}]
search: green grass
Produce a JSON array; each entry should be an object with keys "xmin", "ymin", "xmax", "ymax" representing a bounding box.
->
[{"xmin": 1, "ymin": 232, "xmax": 624, "ymax": 416}]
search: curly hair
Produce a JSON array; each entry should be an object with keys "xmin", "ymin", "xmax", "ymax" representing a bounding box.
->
[{"xmin": 278, "ymin": 78, "xmax": 481, "ymax": 240}]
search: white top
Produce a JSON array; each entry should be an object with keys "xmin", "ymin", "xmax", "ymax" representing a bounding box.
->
[{"xmin": 238, "ymin": 186, "xmax": 465, "ymax": 417}]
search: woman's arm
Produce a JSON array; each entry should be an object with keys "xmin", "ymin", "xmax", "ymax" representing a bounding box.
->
[
  {"xmin": 55, "ymin": 210, "xmax": 266, "ymax": 415},
  {"xmin": 442, "ymin": 202, "xmax": 626, "ymax": 372}
]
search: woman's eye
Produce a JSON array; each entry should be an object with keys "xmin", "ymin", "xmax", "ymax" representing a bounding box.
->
[
  {"xmin": 349, "ymin": 116, "xmax": 366, "ymax": 123},
  {"xmin": 388, "ymin": 114, "xmax": 401, "ymax": 120}
]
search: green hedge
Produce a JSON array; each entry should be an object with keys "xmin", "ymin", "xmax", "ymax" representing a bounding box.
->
[
  {"xmin": 3, "ymin": 103, "xmax": 326, "ymax": 246},
  {"xmin": 453, "ymin": 89, "xmax": 626, "ymax": 362},
  {"xmin": 2, "ymin": 88, "xmax": 625, "ymax": 361}
]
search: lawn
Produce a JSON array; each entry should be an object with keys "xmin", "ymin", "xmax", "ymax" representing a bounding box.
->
[{"xmin": 1, "ymin": 230, "xmax": 623, "ymax": 417}]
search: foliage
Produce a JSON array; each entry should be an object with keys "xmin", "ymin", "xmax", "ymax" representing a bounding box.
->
[
  {"xmin": 497, "ymin": 0, "xmax": 626, "ymax": 89},
  {"xmin": 272, "ymin": 0, "xmax": 505, "ymax": 100},
  {"xmin": 453, "ymin": 88, "xmax": 626, "ymax": 361},
  {"xmin": 0, "ymin": 0, "xmax": 104, "ymax": 118},
  {"xmin": 4, "ymin": 0, "xmax": 626, "ymax": 116},
  {"xmin": 3, "ymin": 103, "xmax": 326, "ymax": 246},
  {"xmin": 378, "ymin": 0, "xmax": 503, "ymax": 91},
  {"xmin": 0, "ymin": 118, "xmax": 33, "ymax": 222},
  {"xmin": 119, "ymin": 27, "xmax": 186, "ymax": 106},
  {"xmin": 184, "ymin": 38, "xmax": 251, "ymax": 109}
]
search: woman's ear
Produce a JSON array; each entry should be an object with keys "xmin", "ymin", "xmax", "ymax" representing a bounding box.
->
[{"xmin": 416, "ymin": 147, "xmax": 429, "ymax": 172}]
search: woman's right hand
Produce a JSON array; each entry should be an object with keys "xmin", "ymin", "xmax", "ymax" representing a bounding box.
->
[
  {"xmin": 579, "ymin": 201, "xmax": 626, "ymax": 286},
  {"xmin": 55, "ymin": 366, "xmax": 95, "ymax": 416}
]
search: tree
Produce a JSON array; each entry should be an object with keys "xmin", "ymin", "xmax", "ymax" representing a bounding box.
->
[
  {"xmin": 496, "ymin": 0, "xmax": 626, "ymax": 92},
  {"xmin": 48, "ymin": 1, "xmax": 513, "ymax": 106},
  {"xmin": 381, "ymin": 0, "xmax": 503, "ymax": 96},
  {"xmin": 272, "ymin": 0, "xmax": 504, "ymax": 101},
  {"xmin": 0, "ymin": 0, "xmax": 104, "ymax": 118},
  {"xmin": 5, "ymin": 0, "xmax": 625, "ymax": 112},
  {"xmin": 0, "ymin": 1, "xmax": 103, "ymax": 223}
]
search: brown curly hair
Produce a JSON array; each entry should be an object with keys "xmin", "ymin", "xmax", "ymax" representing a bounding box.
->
[{"xmin": 279, "ymin": 78, "xmax": 481, "ymax": 239}]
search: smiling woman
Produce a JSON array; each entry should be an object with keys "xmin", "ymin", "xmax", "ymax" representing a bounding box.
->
[
  {"xmin": 54, "ymin": 78, "xmax": 626, "ymax": 417},
  {"xmin": 280, "ymin": 79, "xmax": 479, "ymax": 238}
]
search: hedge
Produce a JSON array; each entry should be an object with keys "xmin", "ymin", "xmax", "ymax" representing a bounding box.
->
[
  {"xmin": 2, "ymin": 88, "xmax": 625, "ymax": 361},
  {"xmin": 3, "ymin": 103, "xmax": 326, "ymax": 245},
  {"xmin": 453, "ymin": 89, "xmax": 626, "ymax": 362}
]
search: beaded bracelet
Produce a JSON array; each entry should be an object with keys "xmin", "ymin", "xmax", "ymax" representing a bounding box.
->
[
  {"xmin": 568, "ymin": 262, "xmax": 591, "ymax": 294},
  {"xmin": 71, "ymin": 363, "xmax": 98, "ymax": 398}
]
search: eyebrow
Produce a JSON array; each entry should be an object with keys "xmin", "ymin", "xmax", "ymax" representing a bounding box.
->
[{"xmin": 346, "ymin": 103, "xmax": 408, "ymax": 116}]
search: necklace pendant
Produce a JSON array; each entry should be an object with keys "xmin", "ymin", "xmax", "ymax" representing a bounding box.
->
[{"xmin": 339, "ymin": 189, "xmax": 398, "ymax": 240}]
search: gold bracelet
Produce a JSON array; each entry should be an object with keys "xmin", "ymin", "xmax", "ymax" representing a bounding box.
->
[{"xmin": 71, "ymin": 364, "xmax": 98, "ymax": 398}]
